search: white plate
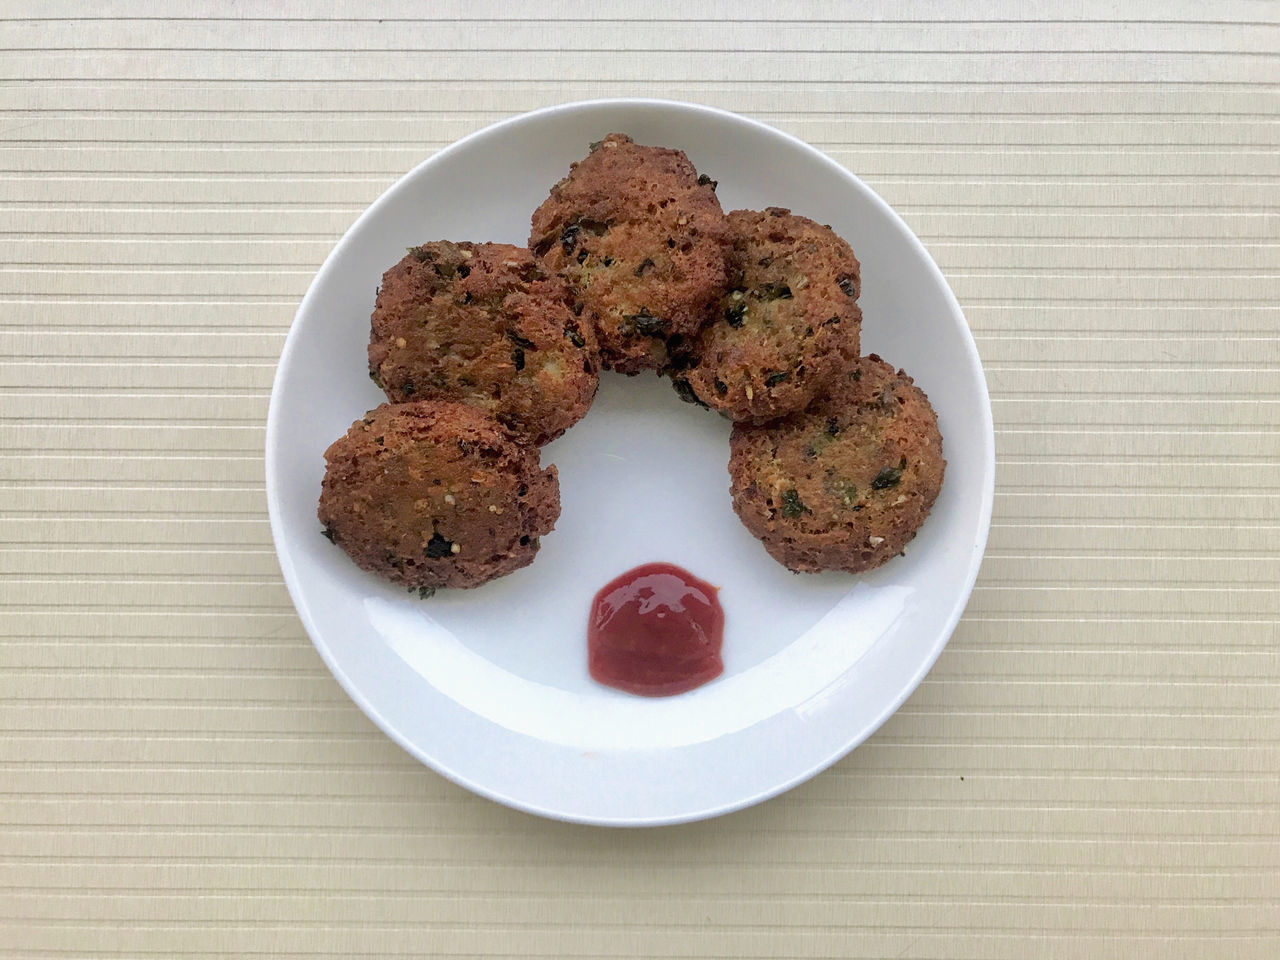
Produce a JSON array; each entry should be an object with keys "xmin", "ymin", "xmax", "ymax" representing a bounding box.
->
[{"xmin": 266, "ymin": 99, "xmax": 994, "ymax": 826}]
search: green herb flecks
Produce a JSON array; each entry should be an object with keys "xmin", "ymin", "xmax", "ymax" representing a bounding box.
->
[
  {"xmin": 781, "ymin": 488, "xmax": 809, "ymax": 518},
  {"xmin": 672, "ymin": 378, "xmax": 707, "ymax": 408},
  {"xmin": 872, "ymin": 459, "xmax": 908, "ymax": 490},
  {"xmin": 622, "ymin": 309, "xmax": 669, "ymax": 338},
  {"xmin": 560, "ymin": 223, "xmax": 580, "ymax": 255}
]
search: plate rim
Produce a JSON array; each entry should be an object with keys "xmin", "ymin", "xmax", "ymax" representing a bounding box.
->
[{"xmin": 265, "ymin": 97, "xmax": 996, "ymax": 827}]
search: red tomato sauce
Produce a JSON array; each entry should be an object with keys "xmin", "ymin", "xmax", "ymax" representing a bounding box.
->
[{"xmin": 587, "ymin": 562, "xmax": 725, "ymax": 697}]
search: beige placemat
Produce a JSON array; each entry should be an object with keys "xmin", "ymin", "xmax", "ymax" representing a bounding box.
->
[{"xmin": 3, "ymin": 3, "xmax": 1277, "ymax": 957}]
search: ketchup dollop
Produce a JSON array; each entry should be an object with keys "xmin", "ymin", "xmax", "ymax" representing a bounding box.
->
[{"xmin": 587, "ymin": 562, "xmax": 724, "ymax": 696}]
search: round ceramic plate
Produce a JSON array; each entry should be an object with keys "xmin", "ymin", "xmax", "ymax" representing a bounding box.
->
[{"xmin": 266, "ymin": 99, "xmax": 994, "ymax": 826}]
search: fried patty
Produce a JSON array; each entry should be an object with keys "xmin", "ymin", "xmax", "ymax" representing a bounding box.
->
[
  {"xmin": 368, "ymin": 241, "xmax": 598, "ymax": 446},
  {"xmin": 670, "ymin": 207, "xmax": 861, "ymax": 422},
  {"xmin": 728, "ymin": 355, "xmax": 944, "ymax": 574},
  {"xmin": 528, "ymin": 133, "xmax": 729, "ymax": 375},
  {"xmin": 317, "ymin": 401, "xmax": 560, "ymax": 590}
]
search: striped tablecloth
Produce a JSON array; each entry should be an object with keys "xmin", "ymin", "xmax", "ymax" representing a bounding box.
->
[{"xmin": 3, "ymin": 3, "xmax": 1277, "ymax": 957}]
